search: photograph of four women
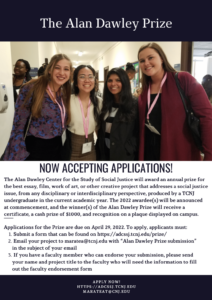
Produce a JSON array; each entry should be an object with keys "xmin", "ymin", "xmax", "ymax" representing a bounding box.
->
[{"xmin": 2, "ymin": 43, "xmax": 212, "ymax": 161}]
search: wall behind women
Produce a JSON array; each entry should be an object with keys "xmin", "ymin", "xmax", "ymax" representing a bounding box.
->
[
  {"xmin": 11, "ymin": 42, "xmax": 39, "ymax": 69},
  {"xmin": 11, "ymin": 42, "xmax": 58, "ymax": 71},
  {"xmin": 91, "ymin": 42, "xmax": 182, "ymax": 81},
  {"xmin": 38, "ymin": 42, "xmax": 57, "ymax": 66},
  {"xmin": 0, "ymin": 42, "xmax": 15, "ymax": 156}
]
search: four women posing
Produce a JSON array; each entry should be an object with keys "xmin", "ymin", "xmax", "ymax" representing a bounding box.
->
[{"xmin": 2, "ymin": 43, "xmax": 212, "ymax": 161}]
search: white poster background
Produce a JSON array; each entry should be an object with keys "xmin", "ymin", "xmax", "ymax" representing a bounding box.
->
[{"xmin": 0, "ymin": 161, "xmax": 211, "ymax": 275}]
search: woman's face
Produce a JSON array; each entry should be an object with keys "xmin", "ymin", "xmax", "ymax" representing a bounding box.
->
[
  {"xmin": 14, "ymin": 61, "xmax": 27, "ymax": 77},
  {"xmin": 50, "ymin": 59, "xmax": 71, "ymax": 89},
  {"xmin": 138, "ymin": 48, "xmax": 164, "ymax": 78},
  {"xmin": 127, "ymin": 71, "xmax": 136, "ymax": 81},
  {"xmin": 77, "ymin": 67, "xmax": 95, "ymax": 94},
  {"xmin": 107, "ymin": 74, "xmax": 122, "ymax": 96}
]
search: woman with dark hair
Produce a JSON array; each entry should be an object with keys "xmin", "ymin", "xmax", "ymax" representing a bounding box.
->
[
  {"xmin": 138, "ymin": 42, "xmax": 212, "ymax": 161},
  {"xmin": 126, "ymin": 62, "xmax": 139, "ymax": 100},
  {"xmin": 126, "ymin": 62, "xmax": 136, "ymax": 80},
  {"xmin": 13, "ymin": 59, "xmax": 32, "ymax": 103},
  {"xmin": 96, "ymin": 68, "xmax": 138, "ymax": 161},
  {"xmin": 70, "ymin": 67, "xmax": 75, "ymax": 95},
  {"xmin": 67, "ymin": 65, "xmax": 102, "ymax": 160},
  {"xmin": 3, "ymin": 54, "xmax": 72, "ymax": 161},
  {"xmin": 202, "ymin": 74, "xmax": 212, "ymax": 104}
]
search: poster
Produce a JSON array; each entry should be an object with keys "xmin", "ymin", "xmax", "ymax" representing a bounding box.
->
[{"xmin": 1, "ymin": 1, "xmax": 212, "ymax": 299}]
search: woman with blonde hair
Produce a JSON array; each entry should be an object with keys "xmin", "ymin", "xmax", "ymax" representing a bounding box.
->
[
  {"xmin": 2, "ymin": 54, "xmax": 72, "ymax": 161},
  {"xmin": 138, "ymin": 42, "xmax": 212, "ymax": 161}
]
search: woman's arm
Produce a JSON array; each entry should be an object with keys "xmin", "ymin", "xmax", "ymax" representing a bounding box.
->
[
  {"xmin": 178, "ymin": 72, "xmax": 212, "ymax": 160},
  {"xmin": 3, "ymin": 85, "xmax": 32, "ymax": 161}
]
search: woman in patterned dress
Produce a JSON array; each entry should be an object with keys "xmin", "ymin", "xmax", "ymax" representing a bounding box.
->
[{"xmin": 2, "ymin": 54, "xmax": 72, "ymax": 161}]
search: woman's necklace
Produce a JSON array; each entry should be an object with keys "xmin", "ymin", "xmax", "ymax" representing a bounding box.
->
[{"xmin": 47, "ymin": 85, "xmax": 61, "ymax": 103}]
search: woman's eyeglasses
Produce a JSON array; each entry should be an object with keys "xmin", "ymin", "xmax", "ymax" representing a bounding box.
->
[{"xmin": 78, "ymin": 75, "xmax": 95, "ymax": 81}]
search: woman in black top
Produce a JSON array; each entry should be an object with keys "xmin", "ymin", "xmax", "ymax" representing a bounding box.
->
[
  {"xmin": 202, "ymin": 74, "xmax": 212, "ymax": 104},
  {"xmin": 13, "ymin": 59, "xmax": 31, "ymax": 103},
  {"xmin": 96, "ymin": 68, "xmax": 138, "ymax": 161}
]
